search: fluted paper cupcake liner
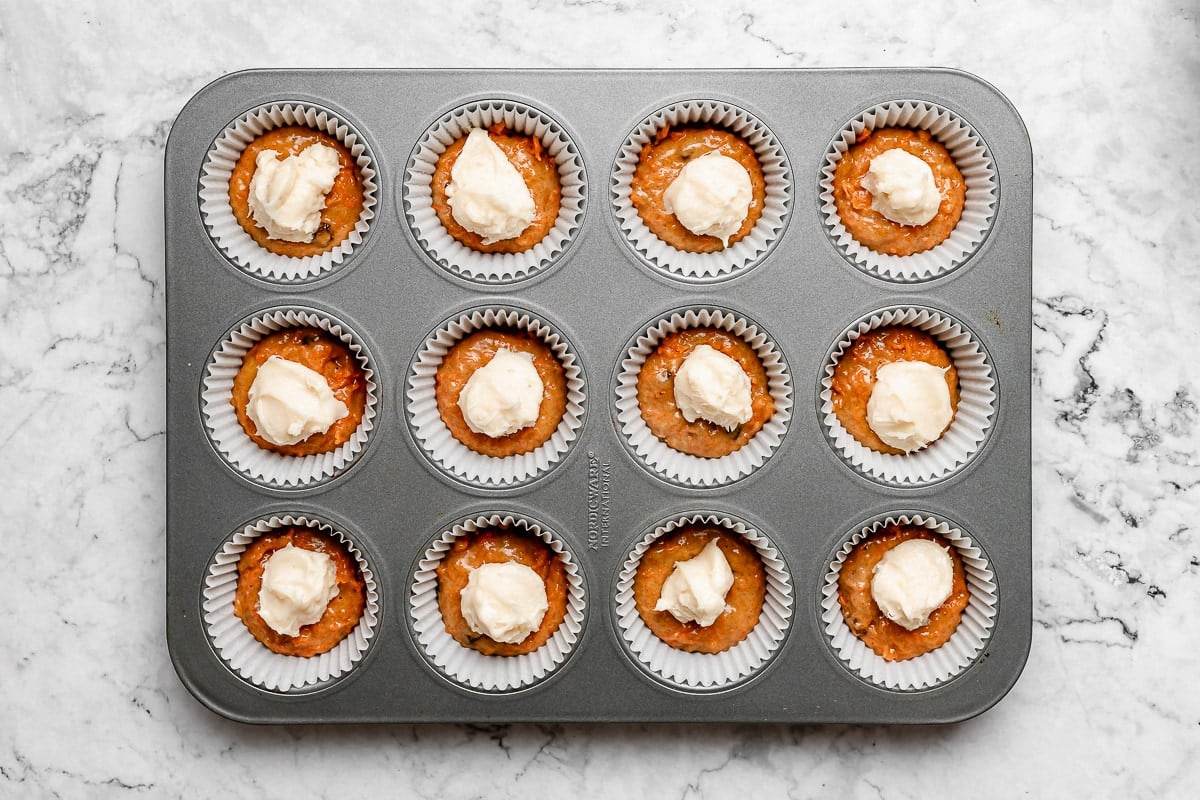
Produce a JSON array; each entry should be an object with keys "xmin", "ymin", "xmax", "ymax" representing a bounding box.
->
[
  {"xmin": 819, "ymin": 100, "xmax": 998, "ymax": 282},
  {"xmin": 820, "ymin": 513, "xmax": 997, "ymax": 690},
  {"xmin": 201, "ymin": 307, "xmax": 378, "ymax": 488},
  {"xmin": 202, "ymin": 514, "xmax": 380, "ymax": 692},
  {"xmin": 614, "ymin": 513, "xmax": 792, "ymax": 690},
  {"xmin": 409, "ymin": 513, "xmax": 586, "ymax": 692},
  {"xmin": 615, "ymin": 308, "xmax": 792, "ymax": 486},
  {"xmin": 403, "ymin": 100, "xmax": 587, "ymax": 283},
  {"xmin": 199, "ymin": 103, "xmax": 378, "ymax": 282},
  {"xmin": 819, "ymin": 306, "xmax": 995, "ymax": 486},
  {"xmin": 611, "ymin": 99, "xmax": 791, "ymax": 280},
  {"xmin": 407, "ymin": 307, "xmax": 586, "ymax": 487}
]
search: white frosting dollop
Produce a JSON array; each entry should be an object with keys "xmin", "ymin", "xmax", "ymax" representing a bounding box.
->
[
  {"xmin": 457, "ymin": 349, "xmax": 544, "ymax": 438},
  {"xmin": 446, "ymin": 128, "xmax": 537, "ymax": 244},
  {"xmin": 860, "ymin": 148, "xmax": 941, "ymax": 227},
  {"xmin": 246, "ymin": 355, "xmax": 350, "ymax": 446},
  {"xmin": 870, "ymin": 538, "xmax": 955, "ymax": 631},
  {"xmin": 866, "ymin": 360, "xmax": 954, "ymax": 453},
  {"xmin": 460, "ymin": 561, "xmax": 549, "ymax": 644},
  {"xmin": 673, "ymin": 344, "xmax": 753, "ymax": 432},
  {"xmin": 247, "ymin": 143, "xmax": 341, "ymax": 242},
  {"xmin": 654, "ymin": 537, "xmax": 735, "ymax": 628},
  {"xmin": 258, "ymin": 544, "xmax": 340, "ymax": 637},
  {"xmin": 662, "ymin": 151, "xmax": 753, "ymax": 246}
]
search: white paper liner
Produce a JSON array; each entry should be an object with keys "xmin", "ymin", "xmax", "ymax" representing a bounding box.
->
[
  {"xmin": 818, "ymin": 100, "xmax": 998, "ymax": 282},
  {"xmin": 201, "ymin": 307, "xmax": 378, "ymax": 488},
  {"xmin": 820, "ymin": 513, "xmax": 997, "ymax": 691},
  {"xmin": 407, "ymin": 307, "xmax": 586, "ymax": 487},
  {"xmin": 202, "ymin": 514, "xmax": 380, "ymax": 692},
  {"xmin": 409, "ymin": 513, "xmax": 586, "ymax": 692},
  {"xmin": 611, "ymin": 100, "xmax": 791, "ymax": 280},
  {"xmin": 199, "ymin": 103, "xmax": 379, "ymax": 282},
  {"xmin": 615, "ymin": 308, "xmax": 792, "ymax": 486},
  {"xmin": 614, "ymin": 513, "xmax": 792, "ymax": 690},
  {"xmin": 403, "ymin": 100, "xmax": 586, "ymax": 283},
  {"xmin": 819, "ymin": 306, "xmax": 995, "ymax": 486}
]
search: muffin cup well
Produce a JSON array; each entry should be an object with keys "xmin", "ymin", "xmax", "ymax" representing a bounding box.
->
[
  {"xmin": 820, "ymin": 512, "xmax": 997, "ymax": 691},
  {"xmin": 615, "ymin": 307, "xmax": 792, "ymax": 487},
  {"xmin": 614, "ymin": 513, "xmax": 792, "ymax": 691},
  {"xmin": 409, "ymin": 512, "xmax": 586, "ymax": 692},
  {"xmin": 819, "ymin": 306, "xmax": 995, "ymax": 486},
  {"xmin": 818, "ymin": 100, "xmax": 998, "ymax": 282},
  {"xmin": 406, "ymin": 306, "xmax": 586, "ymax": 488},
  {"xmin": 403, "ymin": 99, "xmax": 587, "ymax": 284},
  {"xmin": 199, "ymin": 102, "xmax": 379, "ymax": 282},
  {"xmin": 202, "ymin": 514, "xmax": 380, "ymax": 693},
  {"xmin": 611, "ymin": 99, "xmax": 791, "ymax": 281},
  {"xmin": 201, "ymin": 307, "xmax": 379, "ymax": 489}
]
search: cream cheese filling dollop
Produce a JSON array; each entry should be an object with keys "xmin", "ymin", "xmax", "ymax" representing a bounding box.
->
[
  {"xmin": 673, "ymin": 344, "xmax": 753, "ymax": 432},
  {"xmin": 460, "ymin": 561, "xmax": 549, "ymax": 644},
  {"xmin": 654, "ymin": 537, "xmax": 735, "ymax": 627},
  {"xmin": 860, "ymin": 148, "xmax": 941, "ymax": 227},
  {"xmin": 866, "ymin": 360, "xmax": 953, "ymax": 453},
  {"xmin": 246, "ymin": 355, "xmax": 350, "ymax": 446},
  {"xmin": 446, "ymin": 128, "xmax": 537, "ymax": 244},
  {"xmin": 247, "ymin": 142, "xmax": 342, "ymax": 243},
  {"xmin": 662, "ymin": 151, "xmax": 753, "ymax": 246},
  {"xmin": 258, "ymin": 543, "xmax": 340, "ymax": 637},
  {"xmin": 870, "ymin": 538, "xmax": 954, "ymax": 631},
  {"xmin": 457, "ymin": 349, "xmax": 544, "ymax": 438}
]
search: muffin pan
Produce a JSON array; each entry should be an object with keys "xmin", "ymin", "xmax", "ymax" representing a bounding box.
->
[{"xmin": 165, "ymin": 68, "xmax": 1031, "ymax": 723}]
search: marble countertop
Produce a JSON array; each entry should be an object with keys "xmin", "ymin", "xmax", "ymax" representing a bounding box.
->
[{"xmin": 3, "ymin": 1, "xmax": 1196, "ymax": 796}]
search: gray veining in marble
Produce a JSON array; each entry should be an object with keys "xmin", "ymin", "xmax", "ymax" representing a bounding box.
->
[{"xmin": 2, "ymin": 0, "xmax": 1197, "ymax": 797}]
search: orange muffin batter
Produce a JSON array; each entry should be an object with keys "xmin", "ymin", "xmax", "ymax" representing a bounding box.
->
[
  {"xmin": 633, "ymin": 525, "xmax": 765, "ymax": 654},
  {"xmin": 229, "ymin": 126, "xmax": 365, "ymax": 258},
  {"xmin": 830, "ymin": 325, "xmax": 958, "ymax": 455},
  {"xmin": 837, "ymin": 524, "xmax": 969, "ymax": 662},
  {"xmin": 630, "ymin": 126, "xmax": 766, "ymax": 253},
  {"xmin": 233, "ymin": 526, "xmax": 367, "ymax": 658},
  {"xmin": 833, "ymin": 127, "xmax": 965, "ymax": 256},
  {"xmin": 431, "ymin": 123, "xmax": 561, "ymax": 253},
  {"xmin": 436, "ymin": 527, "xmax": 569, "ymax": 656},
  {"xmin": 231, "ymin": 327, "xmax": 367, "ymax": 457},
  {"xmin": 435, "ymin": 328, "xmax": 567, "ymax": 458},
  {"xmin": 638, "ymin": 327, "xmax": 774, "ymax": 458}
]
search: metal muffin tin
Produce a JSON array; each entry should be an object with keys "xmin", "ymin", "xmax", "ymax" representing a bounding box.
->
[{"xmin": 165, "ymin": 68, "xmax": 1031, "ymax": 723}]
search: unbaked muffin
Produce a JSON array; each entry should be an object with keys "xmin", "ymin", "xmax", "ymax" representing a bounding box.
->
[
  {"xmin": 637, "ymin": 326, "xmax": 774, "ymax": 458},
  {"xmin": 233, "ymin": 525, "xmax": 367, "ymax": 658},
  {"xmin": 434, "ymin": 327, "xmax": 567, "ymax": 458},
  {"xmin": 228, "ymin": 126, "xmax": 366, "ymax": 258},
  {"xmin": 836, "ymin": 523, "xmax": 969, "ymax": 661},
  {"xmin": 832, "ymin": 127, "xmax": 965, "ymax": 257},
  {"xmin": 230, "ymin": 326, "xmax": 368, "ymax": 457},
  {"xmin": 829, "ymin": 325, "xmax": 958, "ymax": 455},
  {"xmin": 431, "ymin": 123, "xmax": 562, "ymax": 254},
  {"xmin": 435, "ymin": 526, "xmax": 570, "ymax": 657},
  {"xmin": 633, "ymin": 524, "xmax": 765, "ymax": 654},
  {"xmin": 630, "ymin": 126, "xmax": 766, "ymax": 253}
]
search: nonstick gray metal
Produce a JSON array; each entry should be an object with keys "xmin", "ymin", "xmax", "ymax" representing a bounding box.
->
[{"xmin": 165, "ymin": 68, "xmax": 1031, "ymax": 723}]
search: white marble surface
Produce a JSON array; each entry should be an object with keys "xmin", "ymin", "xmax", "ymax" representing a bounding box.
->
[{"xmin": 2, "ymin": 0, "xmax": 1197, "ymax": 796}]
